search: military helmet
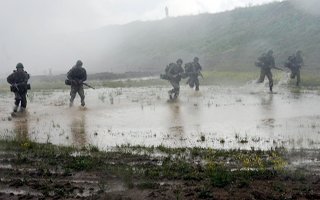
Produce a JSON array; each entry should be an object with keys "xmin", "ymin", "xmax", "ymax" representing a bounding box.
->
[
  {"xmin": 76, "ymin": 60, "xmax": 83, "ymax": 67},
  {"xmin": 176, "ymin": 58, "xmax": 183, "ymax": 64},
  {"xmin": 16, "ymin": 63, "xmax": 24, "ymax": 69},
  {"xmin": 194, "ymin": 57, "xmax": 199, "ymax": 62}
]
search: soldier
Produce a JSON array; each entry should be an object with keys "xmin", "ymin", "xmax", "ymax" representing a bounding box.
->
[
  {"xmin": 284, "ymin": 51, "xmax": 303, "ymax": 86},
  {"xmin": 185, "ymin": 57, "xmax": 203, "ymax": 91},
  {"xmin": 162, "ymin": 59, "xmax": 184, "ymax": 100},
  {"xmin": 255, "ymin": 50, "xmax": 277, "ymax": 92},
  {"xmin": 67, "ymin": 60, "xmax": 87, "ymax": 107},
  {"xmin": 7, "ymin": 63, "xmax": 30, "ymax": 112},
  {"xmin": 294, "ymin": 50, "xmax": 303, "ymax": 86}
]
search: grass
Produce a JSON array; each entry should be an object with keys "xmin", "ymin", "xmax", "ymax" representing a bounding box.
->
[
  {"xmin": 0, "ymin": 139, "xmax": 288, "ymax": 175},
  {"xmin": 1, "ymin": 70, "xmax": 320, "ymax": 93},
  {"xmin": 0, "ymin": 138, "xmax": 318, "ymax": 200}
]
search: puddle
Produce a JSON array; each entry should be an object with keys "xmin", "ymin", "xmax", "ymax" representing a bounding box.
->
[{"xmin": 1, "ymin": 85, "xmax": 320, "ymax": 150}]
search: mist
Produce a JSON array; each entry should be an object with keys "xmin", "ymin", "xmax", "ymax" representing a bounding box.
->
[{"xmin": 0, "ymin": 0, "xmax": 288, "ymax": 78}]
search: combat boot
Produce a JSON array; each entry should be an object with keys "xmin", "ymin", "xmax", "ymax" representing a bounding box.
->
[
  {"xmin": 81, "ymin": 101, "xmax": 85, "ymax": 107},
  {"xmin": 13, "ymin": 105, "xmax": 18, "ymax": 112},
  {"xmin": 69, "ymin": 102, "xmax": 73, "ymax": 107},
  {"xmin": 195, "ymin": 86, "xmax": 199, "ymax": 91},
  {"xmin": 168, "ymin": 91, "xmax": 173, "ymax": 100},
  {"xmin": 269, "ymin": 86, "xmax": 273, "ymax": 92}
]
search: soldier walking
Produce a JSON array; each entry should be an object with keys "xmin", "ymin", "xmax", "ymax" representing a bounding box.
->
[
  {"xmin": 7, "ymin": 63, "xmax": 30, "ymax": 112},
  {"xmin": 285, "ymin": 50, "xmax": 303, "ymax": 86},
  {"xmin": 67, "ymin": 60, "xmax": 87, "ymax": 107},
  {"xmin": 185, "ymin": 57, "xmax": 203, "ymax": 91},
  {"xmin": 255, "ymin": 50, "xmax": 277, "ymax": 92},
  {"xmin": 161, "ymin": 59, "xmax": 184, "ymax": 100}
]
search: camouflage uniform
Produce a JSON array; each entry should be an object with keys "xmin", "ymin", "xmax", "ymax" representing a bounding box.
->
[
  {"xmin": 7, "ymin": 63, "xmax": 30, "ymax": 112},
  {"xmin": 67, "ymin": 60, "xmax": 87, "ymax": 107},
  {"xmin": 166, "ymin": 59, "xmax": 184, "ymax": 100},
  {"xmin": 256, "ymin": 51, "xmax": 275, "ymax": 92},
  {"xmin": 185, "ymin": 57, "xmax": 202, "ymax": 91}
]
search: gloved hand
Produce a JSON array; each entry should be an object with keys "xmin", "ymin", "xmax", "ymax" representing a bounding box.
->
[{"xmin": 71, "ymin": 80, "xmax": 77, "ymax": 85}]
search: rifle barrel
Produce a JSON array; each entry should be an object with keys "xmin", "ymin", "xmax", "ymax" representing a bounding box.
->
[{"xmin": 83, "ymin": 83, "xmax": 95, "ymax": 89}]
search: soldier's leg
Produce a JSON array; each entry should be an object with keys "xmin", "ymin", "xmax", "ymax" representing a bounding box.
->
[
  {"xmin": 78, "ymin": 86, "xmax": 85, "ymax": 106},
  {"xmin": 14, "ymin": 92, "xmax": 22, "ymax": 112},
  {"xmin": 168, "ymin": 80, "xmax": 175, "ymax": 99},
  {"xmin": 257, "ymin": 69, "xmax": 266, "ymax": 83},
  {"xmin": 195, "ymin": 77, "xmax": 200, "ymax": 91},
  {"xmin": 266, "ymin": 71, "xmax": 273, "ymax": 92},
  {"xmin": 20, "ymin": 92, "xmax": 27, "ymax": 111},
  {"xmin": 188, "ymin": 77, "xmax": 195, "ymax": 88},
  {"xmin": 290, "ymin": 72, "xmax": 295, "ymax": 79},
  {"xmin": 70, "ymin": 86, "xmax": 77, "ymax": 107},
  {"xmin": 172, "ymin": 81, "xmax": 180, "ymax": 99},
  {"xmin": 296, "ymin": 70, "xmax": 301, "ymax": 86},
  {"xmin": 14, "ymin": 94, "xmax": 20, "ymax": 112}
]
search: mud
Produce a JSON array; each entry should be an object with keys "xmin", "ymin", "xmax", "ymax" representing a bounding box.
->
[
  {"xmin": 0, "ymin": 141, "xmax": 319, "ymax": 200},
  {"xmin": 1, "ymin": 84, "xmax": 320, "ymax": 150}
]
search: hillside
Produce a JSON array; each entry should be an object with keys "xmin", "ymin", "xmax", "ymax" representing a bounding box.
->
[
  {"xmin": 1, "ymin": 0, "xmax": 319, "ymax": 77},
  {"xmin": 78, "ymin": 0, "xmax": 319, "ymax": 73}
]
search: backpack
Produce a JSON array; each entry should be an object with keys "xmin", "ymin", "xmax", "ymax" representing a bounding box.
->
[
  {"xmin": 184, "ymin": 63, "xmax": 193, "ymax": 73},
  {"xmin": 165, "ymin": 63, "xmax": 176, "ymax": 74}
]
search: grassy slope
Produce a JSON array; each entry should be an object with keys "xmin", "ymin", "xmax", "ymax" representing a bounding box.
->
[{"xmin": 92, "ymin": 0, "xmax": 320, "ymax": 72}]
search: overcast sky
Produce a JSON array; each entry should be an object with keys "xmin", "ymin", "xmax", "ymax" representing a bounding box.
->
[
  {"xmin": 0, "ymin": 0, "xmax": 283, "ymax": 34},
  {"xmin": 0, "ymin": 0, "xmax": 284, "ymax": 77}
]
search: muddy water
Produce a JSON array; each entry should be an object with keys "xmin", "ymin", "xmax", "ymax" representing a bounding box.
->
[{"xmin": 1, "ymin": 84, "xmax": 320, "ymax": 150}]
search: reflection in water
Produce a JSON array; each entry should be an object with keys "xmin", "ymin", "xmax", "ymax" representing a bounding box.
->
[
  {"xmin": 70, "ymin": 111, "xmax": 87, "ymax": 147},
  {"xmin": 259, "ymin": 94, "xmax": 275, "ymax": 134},
  {"xmin": 167, "ymin": 102, "xmax": 185, "ymax": 136},
  {"xmin": 260, "ymin": 93, "xmax": 273, "ymax": 108},
  {"xmin": 13, "ymin": 113, "xmax": 29, "ymax": 141},
  {"xmin": 290, "ymin": 87, "xmax": 302, "ymax": 99}
]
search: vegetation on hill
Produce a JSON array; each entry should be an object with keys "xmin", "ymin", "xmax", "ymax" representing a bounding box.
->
[{"xmin": 86, "ymin": 0, "xmax": 320, "ymax": 73}]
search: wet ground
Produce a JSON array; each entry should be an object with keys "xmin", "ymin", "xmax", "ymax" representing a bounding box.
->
[{"xmin": 1, "ymin": 83, "xmax": 320, "ymax": 151}]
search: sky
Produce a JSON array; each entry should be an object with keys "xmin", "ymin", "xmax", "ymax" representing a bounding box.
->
[
  {"xmin": 0, "ymin": 0, "xmax": 283, "ymax": 34},
  {"xmin": 0, "ymin": 0, "xmax": 283, "ymax": 77}
]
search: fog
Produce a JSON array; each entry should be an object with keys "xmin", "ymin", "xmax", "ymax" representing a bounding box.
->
[{"xmin": 0, "ymin": 0, "xmax": 316, "ymax": 78}]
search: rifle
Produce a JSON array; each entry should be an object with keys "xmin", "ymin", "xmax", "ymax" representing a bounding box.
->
[
  {"xmin": 272, "ymin": 66, "xmax": 284, "ymax": 71},
  {"xmin": 11, "ymin": 83, "xmax": 19, "ymax": 92},
  {"xmin": 198, "ymin": 71, "xmax": 204, "ymax": 79},
  {"xmin": 83, "ymin": 82, "xmax": 95, "ymax": 89}
]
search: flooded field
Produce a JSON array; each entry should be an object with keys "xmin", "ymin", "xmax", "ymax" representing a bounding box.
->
[{"xmin": 1, "ymin": 83, "xmax": 320, "ymax": 151}]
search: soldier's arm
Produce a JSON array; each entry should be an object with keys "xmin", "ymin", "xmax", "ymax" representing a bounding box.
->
[
  {"xmin": 82, "ymin": 69, "xmax": 87, "ymax": 82},
  {"xmin": 271, "ymin": 58, "xmax": 275, "ymax": 68},
  {"xmin": 300, "ymin": 58, "xmax": 304, "ymax": 67},
  {"xmin": 179, "ymin": 66, "xmax": 184, "ymax": 74},
  {"xmin": 25, "ymin": 72, "xmax": 30, "ymax": 82}
]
